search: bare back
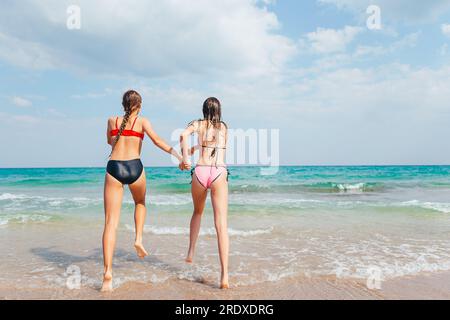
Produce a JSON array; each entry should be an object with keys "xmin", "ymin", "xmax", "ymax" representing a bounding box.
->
[
  {"xmin": 107, "ymin": 116, "xmax": 143, "ymax": 160},
  {"xmin": 190, "ymin": 120, "xmax": 227, "ymax": 166}
]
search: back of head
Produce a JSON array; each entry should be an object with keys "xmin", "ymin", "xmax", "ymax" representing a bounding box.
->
[
  {"xmin": 122, "ymin": 90, "xmax": 142, "ymax": 114},
  {"xmin": 202, "ymin": 97, "xmax": 223, "ymax": 129}
]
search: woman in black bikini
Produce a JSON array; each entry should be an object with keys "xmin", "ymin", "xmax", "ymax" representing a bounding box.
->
[{"xmin": 102, "ymin": 90, "xmax": 188, "ymax": 292}]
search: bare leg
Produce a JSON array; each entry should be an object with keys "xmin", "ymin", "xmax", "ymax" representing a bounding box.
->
[
  {"xmin": 129, "ymin": 170, "xmax": 148, "ymax": 259},
  {"xmin": 186, "ymin": 173, "xmax": 208, "ymax": 263},
  {"xmin": 211, "ymin": 173, "xmax": 229, "ymax": 289},
  {"xmin": 102, "ymin": 173, "xmax": 124, "ymax": 292}
]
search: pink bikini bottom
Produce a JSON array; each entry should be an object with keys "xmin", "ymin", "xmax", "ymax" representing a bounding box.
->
[{"xmin": 192, "ymin": 166, "xmax": 228, "ymax": 189}]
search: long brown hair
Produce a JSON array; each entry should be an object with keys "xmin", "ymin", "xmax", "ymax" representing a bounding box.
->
[
  {"xmin": 202, "ymin": 97, "xmax": 223, "ymax": 129},
  {"xmin": 201, "ymin": 97, "xmax": 227, "ymax": 158},
  {"xmin": 109, "ymin": 90, "xmax": 142, "ymax": 157}
]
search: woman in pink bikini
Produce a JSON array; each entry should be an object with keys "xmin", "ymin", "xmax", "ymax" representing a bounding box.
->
[{"xmin": 180, "ymin": 97, "xmax": 230, "ymax": 289}]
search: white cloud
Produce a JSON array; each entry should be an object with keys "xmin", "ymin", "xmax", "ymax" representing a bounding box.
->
[
  {"xmin": 291, "ymin": 64, "xmax": 450, "ymax": 116},
  {"xmin": 391, "ymin": 32, "xmax": 420, "ymax": 49},
  {"xmin": 0, "ymin": 0, "xmax": 449, "ymax": 166},
  {"xmin": 253, "ymin": 62, "xmax": 450, "ymax": 164},
  {"xmin": 258, "ymin": 0, "xmax": 277, "ymax": 5},
  {"xmin": 300, "ymin": 32, "xmax": 420, "ymax": 71},
  {"xmin": 319, "ymin": 0, "xmax": 450, "ymax": 24},
  {"xmin": 11, "ymin": 96, "xmax": 32, "ymax": 107},
  {"xmin": 0, "ymin": 0, "xmax": 296, "ymax": 77},
  {"xmin": 303, "ymin": 26, "xmax": 362, "ymax": 54},
  {"xmin": 139, "ymin": 86, "xmax": 205, "ymax": 115},
  {"xmin": 354, "ymin": 32, "xmax": 420, "ymax": 57},
  {"xmin": 441, "ymin": 23, "xmax": 450, "ymax": 37},
  {"xmin": 0, "ymin": 32, "xmax": 61, "ymax": 70},
  {"xmin": 2, "ymin": 59, "xmax": 450, "ymax": 166}
]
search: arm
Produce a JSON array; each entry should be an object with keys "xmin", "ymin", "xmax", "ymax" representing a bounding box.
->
[
  {"xmin": 224, "ymin": 125, "xmax": 228, "ymax": 147},
  {"xmin": 142, "ymin": 118, "xmax": 183, "ymax": 162},
  {"xmin": 106, "ymin": 117, "xmax": 113, "ymax": 145},
  {"xmin": 180, "ymin": 124, "xmax": 196, "ymax": 164}
]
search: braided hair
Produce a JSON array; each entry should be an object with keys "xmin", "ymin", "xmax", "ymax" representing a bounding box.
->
[{"xmin": 109, "ymin": 90, "xmax": 142, "ymax": 157}]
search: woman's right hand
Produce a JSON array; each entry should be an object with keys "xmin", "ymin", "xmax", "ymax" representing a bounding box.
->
[{"xmin": 179, "ymin": 160, "xmax": 191, "ymax": 171}]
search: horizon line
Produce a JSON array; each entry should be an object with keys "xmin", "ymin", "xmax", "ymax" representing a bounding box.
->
[{"xmin": 1, "ymin": 164, "xmax": 450, "ymax": 170}]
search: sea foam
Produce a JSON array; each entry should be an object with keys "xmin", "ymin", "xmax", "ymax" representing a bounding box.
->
[
  {"xmin": 125, "ymin": 224, "xmax": 273, "ymax": 237},
  {"xmin": 400, "ymin": 200, "xmax": 450, "ymax": 214},
  {"xmin": 0, "ymin": 214, "xmax": 52, "ymax": 225}
]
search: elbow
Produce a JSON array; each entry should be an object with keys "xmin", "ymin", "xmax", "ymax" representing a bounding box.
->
[
  {"xmin": 180, "ymin": 133, "xmax": 189, "ymax": 142},
  {"xmin": 153, "ymin": 137, "xmax": 163, "ymax": 147}
]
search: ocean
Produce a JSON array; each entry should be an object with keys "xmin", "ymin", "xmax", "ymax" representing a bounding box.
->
[{"xmin": 1, "ymin": 165, "xmax": 450, "ymax": 291}]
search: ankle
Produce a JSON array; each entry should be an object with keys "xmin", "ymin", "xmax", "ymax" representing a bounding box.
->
[{"xmin": 104, "ymin": 270, "xmax": 112, "ymax": 279}]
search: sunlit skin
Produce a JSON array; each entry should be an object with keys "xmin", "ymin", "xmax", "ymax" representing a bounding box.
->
[
  {"xmin": 101, "ymin": 107, "xmax": 187, "ymax": 292},
  {"xmin": 180, "ymin": 120, "xmax": 229, "ymax": 289}
]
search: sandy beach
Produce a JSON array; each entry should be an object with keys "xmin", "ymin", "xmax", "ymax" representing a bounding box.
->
[
  {"xmin": 2, "ymin": 271, "xmax": 450, "ymax": 300},
  {"xmin": 1, "ymin": 222, "xmax": 450, "ymax": 300}
]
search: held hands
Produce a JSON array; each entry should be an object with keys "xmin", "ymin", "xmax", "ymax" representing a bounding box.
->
[
  {"xmin": 179, "ymin": 160, "xmax": 191, "ymax": 171},
  {"xmin": 178, "ymin": 145, "xmax": 195, "ymax": 171}
]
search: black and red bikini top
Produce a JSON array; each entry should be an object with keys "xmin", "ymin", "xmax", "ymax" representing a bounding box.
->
[{"xmin": 110, "ymin": 116, "xmax": 144, "ymax": 140}]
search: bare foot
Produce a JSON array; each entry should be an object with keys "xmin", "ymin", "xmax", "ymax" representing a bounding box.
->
[
  {"xmin": 185, "ymin": 250, "xmax": 194, "ymax": 263},
  {"xmin": 220, "ymin": 274, "xmax": 229, "ymax": 289},
  {"xmin": 220, "ymin": 283, "xmax": 229, "ymax": 289},
  {"xmin": 134, "ymin": 242, "xmax": 149, "ymax": 259},
  {"xmin": 101, "ymin": 272, "xmax": 113, "ymax": 292}
]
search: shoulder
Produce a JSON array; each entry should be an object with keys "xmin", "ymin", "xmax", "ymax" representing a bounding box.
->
[
  {"xmin": 187, "ymin": 119, "xmax": 202, "ymax": 126},
  {"xmin": 107, "ymin": 116, "xmax": 117, "ymax": 126},
  {"xmin": 220, "ymin": 121, "xmax": 228, "ymax": 131},
  {"xmin": 139, "ymin": 116, "xmax": 151, "ymax": 127},
  {"xmin": 187, "ymin": 119, "xmax": 202, "ymax": 131}
]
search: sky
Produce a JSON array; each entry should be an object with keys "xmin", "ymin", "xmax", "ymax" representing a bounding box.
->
[{"xmin": 1, "ymin": 0, "xmax": 450, "ymax": 168}]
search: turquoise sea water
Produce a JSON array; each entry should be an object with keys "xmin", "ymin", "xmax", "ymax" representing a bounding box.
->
[
  {"xmin": 1, "ymin": 165, "xmax": 450, "ymax": 220},
  {"xmin": 1, "ymin": 165, "xmax": 450, "ymax": 288}
]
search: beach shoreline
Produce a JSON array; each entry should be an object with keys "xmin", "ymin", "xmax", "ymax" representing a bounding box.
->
[
  {"xmin": 2, "ymin": 166, "xmax": 450, "ymax": 300},
  {"xmin": 2, "ymin": 271, "xmax": 450, "ymax": 300}
]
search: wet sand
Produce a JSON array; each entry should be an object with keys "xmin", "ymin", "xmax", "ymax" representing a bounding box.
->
[
  {"xmin": 2, "ymin": 271, "xmax": 450, "ymax": 300},
  {"xmin": 2, "ymin": 222, "xmax": 450, "ymax": 300},
  {"xmin": 3, "ymin": 165, "xmax": 450, "ymax": 300}
]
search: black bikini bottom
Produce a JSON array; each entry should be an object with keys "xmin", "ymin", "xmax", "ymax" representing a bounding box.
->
[{"xmin": 106, "ymin": 159, "xmax": 143, "ymax": 185}]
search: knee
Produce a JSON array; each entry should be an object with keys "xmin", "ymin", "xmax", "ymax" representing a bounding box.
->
[
  {"xmin": 215, "ymin": 221, "xmax": 227, "ymax": 233},
  {"xmin": 193, "ymin": 205, "xmax": 205, "ymax": 216},
  {"xmin": 105, "ymin": 219, "xmax": 119, "ymax": 231},
  {"xmin": 134, "ymin": 199, "xmax": 146, "ymax": 206},
  {"xmin": 193, "ymin": 209, "xmax": 203, "ymax": 216}
]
